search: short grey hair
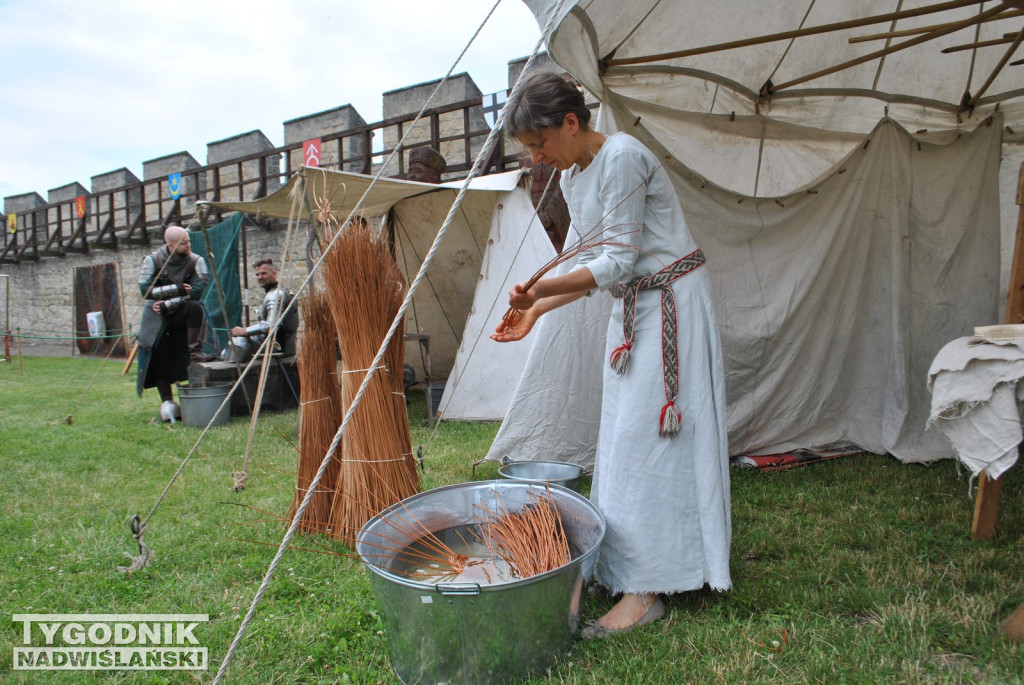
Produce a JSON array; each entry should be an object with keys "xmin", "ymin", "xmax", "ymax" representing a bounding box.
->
[{"xmin": 505, "ymin": 72, "xmax": 591, "ymax": 138}]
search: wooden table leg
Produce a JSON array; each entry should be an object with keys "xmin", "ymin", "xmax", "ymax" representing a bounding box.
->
[{"xmin": 970, "ymin": 469, "xmax": 1002, "ymax": 541}]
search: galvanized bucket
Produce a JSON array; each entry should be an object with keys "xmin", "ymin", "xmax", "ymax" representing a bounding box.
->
[
  {"xmin": 356, "ymin": 481, "xmax": 605, "ymax": 685},
  {"xmin": 177, "ymin": 383, "xmax": 231, "ymax": 427},
  {"xmin": 498, "ymin": 460, "xmax": 585, "ymax": 492}
]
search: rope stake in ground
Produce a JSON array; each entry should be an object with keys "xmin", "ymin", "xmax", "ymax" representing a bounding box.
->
[{"xmin": 117, "ymin": 515, "xmax": 152, "ymax": 574}]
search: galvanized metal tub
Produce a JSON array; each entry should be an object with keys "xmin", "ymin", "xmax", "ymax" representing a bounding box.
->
[
  {"xmin": 356, "ymin": 481, "xmax": 605, "ymax": 685},
  {"xmin": 498, "ymin": 460, "xmax": 584, "ymax": 492}
]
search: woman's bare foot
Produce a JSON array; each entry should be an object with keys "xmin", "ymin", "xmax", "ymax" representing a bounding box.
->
[
  {"xmin": 599, "ymin": 593, "xmax": 661, "ymax": 630},
  {"xmin": 578, "ymin": 592, "xmax": 666, "ymax": 639}
]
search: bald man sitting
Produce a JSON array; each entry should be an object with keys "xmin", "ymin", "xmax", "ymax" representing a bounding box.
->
[{"xmin": 135, "ymin": 225, "xmax": 216, "ymax": 422}]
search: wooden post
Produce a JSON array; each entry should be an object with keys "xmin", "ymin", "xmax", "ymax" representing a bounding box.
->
[
  {"xmin": 973, "ymin": 160, "xmax": 1024, "ymax": 540},
  {"xmin": 1003, "ymin": 161, "xmax": 1024, "ymax": 324}
]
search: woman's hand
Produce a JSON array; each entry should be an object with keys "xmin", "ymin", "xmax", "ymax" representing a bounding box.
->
[
  {"xmin": 508, "ymin": 282, "xmax": 538, "ymax": 310},
  {"xmin": 491, "ymin": 308, "xmax": 538, "ymax": 342}
]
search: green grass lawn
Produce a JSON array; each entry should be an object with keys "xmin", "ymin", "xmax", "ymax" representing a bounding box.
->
[{"xmin": 1, "ymin": 356, "xmax": 1022, "ymax": 684}]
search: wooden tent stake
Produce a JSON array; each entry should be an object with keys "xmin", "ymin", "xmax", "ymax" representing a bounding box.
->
[
  {"xmin": 121, "ymin": 342, "xmax": 139, "ymax": 376},
  {"xmin": 605, "ymin": 0, "xmax": 989, "ymax": 67}
]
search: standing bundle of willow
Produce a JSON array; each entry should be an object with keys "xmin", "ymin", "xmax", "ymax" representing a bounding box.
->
[
  {"xmin": 319, "ymin": 219, "xmax": 420, "ymax": 544},
  {"xmin": 289, "ymin": 288, "xmax": 342, "ymax": 534}
]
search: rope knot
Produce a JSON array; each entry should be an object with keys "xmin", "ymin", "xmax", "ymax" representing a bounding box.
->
[{"xmin": 232, "ymin": 471, "xmax": 249, "ymax": 492}]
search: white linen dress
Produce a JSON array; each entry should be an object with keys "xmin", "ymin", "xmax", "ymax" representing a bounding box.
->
[{"xmin": 563, "ymin": 133, "xmax": 732, "ymax": 594}]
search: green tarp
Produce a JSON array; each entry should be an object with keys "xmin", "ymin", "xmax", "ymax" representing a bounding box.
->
[{"xmin": 191, "ymin": 213, "xmax": 243, "ymax": 351}]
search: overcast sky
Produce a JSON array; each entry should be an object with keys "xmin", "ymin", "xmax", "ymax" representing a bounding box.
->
[{"xmin": 0, "ymin": 0, "xmax": 542, "ymax": 200}]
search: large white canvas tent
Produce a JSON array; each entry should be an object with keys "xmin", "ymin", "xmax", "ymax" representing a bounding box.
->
[
  {"xmin": 200, "ymin": 168, "xmax": 553, "ymax": 420},
  {"xmin": 487, "ymin": 0, "xmax": 1024, "ymax": 468}
]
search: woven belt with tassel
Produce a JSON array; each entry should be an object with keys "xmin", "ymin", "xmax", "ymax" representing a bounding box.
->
[{"xmin": 608, "ymin": 248, "xmax": 706, "ymax": 437}]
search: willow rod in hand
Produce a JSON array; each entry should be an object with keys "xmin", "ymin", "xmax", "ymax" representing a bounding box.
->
[{"xmin": 496, "ymin": 165, "xmax": 661, "ymax": 332}]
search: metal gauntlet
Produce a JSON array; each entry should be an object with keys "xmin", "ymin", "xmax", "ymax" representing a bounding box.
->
[
  {"xmin": 158, "ymin": 295, "xmax": 189, "ymax": 315},
  {"xmin": 152, "ymin": 283, "xmax": 186, "ymax": 300}
]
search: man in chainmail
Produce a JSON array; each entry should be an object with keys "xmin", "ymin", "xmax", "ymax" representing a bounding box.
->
[
  {"xmin": 228, "ymin": 259, "xmax": 297, "ymax": 360},
  {"xmin": 136, "ymin": 225, "xmax": 215, "ymax": 422}
]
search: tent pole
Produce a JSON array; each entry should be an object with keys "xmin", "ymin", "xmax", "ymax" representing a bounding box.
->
[
  {"xmin": 966, "ymin": 29, "xmax": 1024, "ymax": 107},
  {"xmin": 241, "ymin": 212, "xmax": 250, "ymax": 328},
  {"xmin": 850, "ymin": 9, "xmax": 1023, "ymax": 43},
  {"xmin": 605, "ymin": 0, "xmax": 989, "ymax": 66},
  {"xmin": 116, "ymin": 259, "xmax": 128, "ymax": 358},
  {"xmin": 972, "ymin": 160, "xmax": 1024, "ymax": 542},
  {"xmin": 2, "ymin": 274, "xmax": 9, "ymax": 363},
  {"xmin": 769, "ymin": 3, "xmax": 1007, "ymax": 94},
  {"xmin": 941, "ymin": 33, "xmax": 1020, "ymax": 54}
]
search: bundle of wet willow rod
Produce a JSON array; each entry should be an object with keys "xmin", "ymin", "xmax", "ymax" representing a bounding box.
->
[
  {"xmin": 289, "ymin": 288, "xmax": 341, "ymax": 534},
  {"xmin": 317, "ymin": 219, "xmax": 420, "ymax": 545},
  {"xmin": 359, "ymin": 485, "xmax": 572, "ymax": 583},
  {"xmin": 473, "ymin": 486, "xmax": 570, "ymax": 579}
]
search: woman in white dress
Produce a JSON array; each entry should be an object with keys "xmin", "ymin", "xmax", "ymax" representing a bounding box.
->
[{"xmin": 492, "ymin": 72, "xmax": 732, "ymax": 638}]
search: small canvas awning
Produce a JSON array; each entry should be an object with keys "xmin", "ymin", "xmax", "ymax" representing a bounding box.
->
[
  {"xmin": 199, "ymin": 167, "xmax": 524, "ymax": 223},
  {"xmin": 199, "ymin": 167, "xmax": 550, "ymax": 413}
]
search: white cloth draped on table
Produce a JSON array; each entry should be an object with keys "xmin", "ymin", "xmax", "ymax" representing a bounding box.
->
[{"xmin": 927, "ymin": 337, "xmax": 1024, "ymax": 480}]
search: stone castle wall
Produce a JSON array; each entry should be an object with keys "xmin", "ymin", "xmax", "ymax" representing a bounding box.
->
[{"xmin": 0, "ymin": 54, "xmax": 567, "ymax": 385}]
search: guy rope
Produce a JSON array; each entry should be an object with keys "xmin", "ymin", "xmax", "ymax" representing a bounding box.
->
[{"xmin": 211, "ymin": 4, "xmax": 569, "ymax": 681}]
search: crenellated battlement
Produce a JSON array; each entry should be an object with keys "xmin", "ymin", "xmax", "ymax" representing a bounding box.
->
[{"xmin": 0, "ymin": 55, "xmax": 566, "ymax": 368}]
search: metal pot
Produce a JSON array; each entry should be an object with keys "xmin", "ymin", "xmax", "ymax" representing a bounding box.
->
[
  {"xmin": 497, "ymin": 459, "xmax": 585, "ymax": 492},
  {"xmin": 356, "ymin": 481, "xmax": 605, "ymax": 685}
]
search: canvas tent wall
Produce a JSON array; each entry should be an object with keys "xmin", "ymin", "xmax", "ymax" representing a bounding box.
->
[
  {"xmin": 435, "ymin": 183, "xmax": 557, "ymax": 421},
  {"xmin": 199, "ymin": 168, "xmax": 551, "ymax": 415},
  {"xmin": 486, "ymin": 0, "xmax": 1024, "ymax": 468}
]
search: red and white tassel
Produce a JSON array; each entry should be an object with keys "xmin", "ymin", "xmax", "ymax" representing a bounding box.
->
[
  {"xmin": 609, "ymin": 341, "xmax": 632, "ymax": 375},
  {"xmin": 659, "ymin": 401, "xmax": 681, "ymax": 437}
]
